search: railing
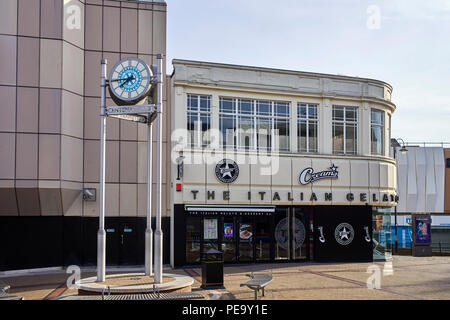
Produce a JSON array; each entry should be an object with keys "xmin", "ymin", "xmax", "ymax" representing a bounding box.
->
[
  {"xmin": 404, "ymin": 142, "xmax": 450, "ymax": 148},
  {"xmin": 431, "ymin": 242, "xmax": 450, "ymax": 254}
]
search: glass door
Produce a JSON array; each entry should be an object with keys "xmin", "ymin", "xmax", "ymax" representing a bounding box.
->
[
  {"xmin": 292, "ymin": 208, "xmax": 308, "ymax": 260},
  {"xmin": 238, "ymin": 217, "xmax": 254, "ymax": 262},
  {"xmin": 186, "ymin": 216, "xmax": 201, "ymax": 264},
  {"xmin": 274, "ymin": 208, "xmax": 290, "ymax": 260},
  {"xmin": 255, "ymin": 216, "xmax": 271, "ymax": 261}
]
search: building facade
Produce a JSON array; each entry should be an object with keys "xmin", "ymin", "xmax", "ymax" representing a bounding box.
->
[
  {"xmin": 0, "ymin": 0, "xmax": 169, "ymax": 271},
  {"xmin": 393, "ymin": 145, "xmax": 450, "ymax": 251},
  {"xmin": 169, "ymin": 60, "xmax": 398, "ymax": 267}
]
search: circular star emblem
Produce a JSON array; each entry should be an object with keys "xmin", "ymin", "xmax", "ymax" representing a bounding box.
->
[
  {"xmin": 215, "ymin": 159, "xmax": 239, "ymax": 184},
  {"xmin": 334, "ymin": 223, "xmax": 354, "ymax": 246}
]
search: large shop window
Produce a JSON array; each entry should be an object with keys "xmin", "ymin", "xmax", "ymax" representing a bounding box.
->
[
  {"xmin": 186, "ymin": 216, "xmax": 202, "ymax": 264},
  {"xmin": 298, "ymin": 104, "xmax": 318, "ymax": 153},
  {"xmin": 371, "ymin": 109, "xmax": 385, "ymax": 156},
  {"xmin": 372, "ymin": 207, "xmax": 392, "ymax": 261},
  {"xmin": 332, "ymin": 106, "xmax": 358, "ymax": 155},
  {"xmin": 219, "ymin": 98, "xmax": 290, "ymax": 152},
  {"xmin": 187, "ymin": 94, "xmax": 211, "ymax": 148}
]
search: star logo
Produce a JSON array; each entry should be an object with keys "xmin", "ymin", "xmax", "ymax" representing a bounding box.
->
[
  {"xmin": 330, "ymin": 164, "xmax": 338, "ymax": 172},
  {"xmin": 339, "ymin": 227, "xmax": 350, "ymax": 240},
  {"xmin": 335, "ymin": 223, "xmax": 354, "ymax": 246},
  {"xmin": 215, "ymin": 159, "xmax": 239, "ymax": 184}
]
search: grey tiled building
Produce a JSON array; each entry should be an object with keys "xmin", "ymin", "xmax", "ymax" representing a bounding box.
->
[{"xmin": 0, "ymin": 0, "xmax": 169, "ymax": 270}]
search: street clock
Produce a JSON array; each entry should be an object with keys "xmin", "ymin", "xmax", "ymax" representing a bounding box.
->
[{"xmin": 108, "ymin": 57, "xmax": 153, "ymax": 105}]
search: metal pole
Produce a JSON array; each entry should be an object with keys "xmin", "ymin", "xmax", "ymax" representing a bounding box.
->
[
  {"xmin": 145, "ymin": 120, "xmax": 153, "ymax": 276},
  {"xmin": 97, "ymin": 59, "xmax": 107, "ymax": 282},
  {"xmin": 154, "ymin": 54, "xmax": 163, "ymax": 284},
  {"xmin": 394, "ymin": 146, "xmax": 398, "ymax": 255}
]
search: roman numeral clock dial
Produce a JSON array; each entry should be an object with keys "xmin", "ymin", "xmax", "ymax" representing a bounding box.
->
[{"xmin": 108, "ymin": 58, "xmax": 153, "ymax": 106}]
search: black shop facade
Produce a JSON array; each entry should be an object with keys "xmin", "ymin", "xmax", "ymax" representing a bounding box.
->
[{"xmin": 172, "ymin": 159, "xmax": 396, "ymax": 267}]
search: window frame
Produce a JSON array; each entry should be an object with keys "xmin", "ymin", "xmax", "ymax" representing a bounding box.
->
[
  {"xmin": 219, "ymin": 97, "xmax": 290, "ymax": 152},
  {"xmin": 370, "ymin": 108, "xmax": 385, "ymax": 156},
  {"xmin": 297, "ymin": 103, "xmax": 319, "ymax": 153},
  {"xmin": 187, "ymin": 94, "xmax": 211, "ymax": 148},
  {"xmin": 332, "ymin": 105, "xmax": 358, "ymax": 155}
]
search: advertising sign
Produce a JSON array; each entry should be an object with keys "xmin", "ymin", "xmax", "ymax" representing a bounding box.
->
[
  {"xmin": 415, "ymin": 216, "xmax": 431, "ymax": 244},
  {"xmin": 223, "ymin": 223, "xmax": 234, "ymax": 238},
  {"xmin": 204, "ymin": 219, "xmax": 218, "ymax": 240},
  {"xmin": 239, "ymin": 224, "xmax": 252, "ymax": 241}
]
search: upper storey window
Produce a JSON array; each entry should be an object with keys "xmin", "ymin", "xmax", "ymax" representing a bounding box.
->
[
  {"xmin": 298, "ymin": 104, "xmax": 318, "ymax": 153},
  {"xmin": 332, "ymin": 106, "xmax": 358, "ymax": 155},
  {"xmin": 187, "ymin": 95, "xmax": 211, "ymax": 148},
  {"xmin": 371, "ymin": 109, "xmax": 385, "ymax": 156},
  {"xmin": 219, "ymin": 98, "xmax": 290, "ymax": 152}
]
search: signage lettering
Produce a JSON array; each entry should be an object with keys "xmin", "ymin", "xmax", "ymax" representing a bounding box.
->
[
  {"xmin": 194, "ymin": 190, "xmax": 394, "ymax": 204},
  {"xmin": 299, "ymin": 165, "xmax": 339, "ymax": 185},
  {"xmin": 347, "ymin": 193, "xmax": 354, "ymax": 202}
]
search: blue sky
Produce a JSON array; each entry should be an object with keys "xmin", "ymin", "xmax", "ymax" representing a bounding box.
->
[{"xmin": 167, "ymin": 0, "xmax": 450, "ymax": 143}]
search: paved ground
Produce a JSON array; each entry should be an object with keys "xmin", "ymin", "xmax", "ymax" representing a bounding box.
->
[{"xmin": 1, "ymin": 256, "xmax": 450, "ymax": 300}]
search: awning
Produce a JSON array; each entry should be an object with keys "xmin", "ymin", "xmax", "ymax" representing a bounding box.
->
[{"xmin": 185, "ymin": 205, "xmax": 276, "ymax": 216}]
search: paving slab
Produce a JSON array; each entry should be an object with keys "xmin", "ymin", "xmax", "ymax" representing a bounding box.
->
[{"xmin": 2, "ymin": 256, "xmax": 450, "ymax": 300}]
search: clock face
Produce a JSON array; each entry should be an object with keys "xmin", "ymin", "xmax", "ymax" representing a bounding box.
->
[{"xmin": 108, "ymin": 58, "xmax": 153, "ymax": 105}]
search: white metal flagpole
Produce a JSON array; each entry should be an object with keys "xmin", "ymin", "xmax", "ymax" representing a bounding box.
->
[
  {"xmin": 97, "ymin": 59, "xmax": 107, "ymax": 282},
  {"xmin": 145, "ymin": 119, "xmax": 153, "ymax": 276},
  {"xmin": 154, "ymin": 54, "xmax": 163, "ymax": 284}
]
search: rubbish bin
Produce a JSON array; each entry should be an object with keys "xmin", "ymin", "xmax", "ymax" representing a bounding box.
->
[{"xmin": 201, "ymin": 248, "xmax": 224, "ymax": 288}]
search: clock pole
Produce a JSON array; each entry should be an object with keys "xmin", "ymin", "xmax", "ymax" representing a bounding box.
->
[
  {"xmin": 154, "ymin": 54, "xmax": 163, "ymax": 284},
  {"xmin": 97, "ymin": 59, "xmax": 107, "ymax": 282},
  {"xmin": 145, "ymin": 114, "xmax": 153, "ymax": 276}
]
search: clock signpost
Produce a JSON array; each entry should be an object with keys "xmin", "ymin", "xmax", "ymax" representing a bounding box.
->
[{"xmin": 97, "ymin": 55, "xmax": 163, "ymax": 283}]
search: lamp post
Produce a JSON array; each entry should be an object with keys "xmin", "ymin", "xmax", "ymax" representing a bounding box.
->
[{"xmin": 391, "ymin": 138, "xmax": 408, "ymax": 255}]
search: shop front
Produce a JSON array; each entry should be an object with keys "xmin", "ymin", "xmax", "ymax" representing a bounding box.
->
[{"xmin": 173, "ymin": 204, "xmax": 389, "ymax": 266}]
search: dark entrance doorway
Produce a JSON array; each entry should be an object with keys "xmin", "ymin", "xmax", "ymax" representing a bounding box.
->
[
  {"xmin": 105, "ymin": 219, "xmax": 138, "ymax": 266},
  {"xmin": 273, "ymin": 208, "xmax": 309, "ymax": 261}
]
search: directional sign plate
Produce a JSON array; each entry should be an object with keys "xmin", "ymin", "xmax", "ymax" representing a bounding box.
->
[
  {"xmin": 108, "ymin": 114, "xmax": 148, "ymax": 124},
  {"xmin": 106, "ymin": 104, "xmax": 156, "ymax": 116}
]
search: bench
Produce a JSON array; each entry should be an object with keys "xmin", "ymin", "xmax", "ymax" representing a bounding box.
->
[
  {"xmin": 240, "ymin": 273, "xmax": 273, "ymax": 300},
  {"xmin": 0, "ymin": 284, "xmax": 23, "ymax": 300}
]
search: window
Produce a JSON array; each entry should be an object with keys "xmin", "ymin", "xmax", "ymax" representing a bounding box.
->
[
  {"xmin": 273, "ymin": 102, "xmax": 290, "ymax": 152},
  {"xmin": 298, "ymin": 104, "xmax": 318, "ymax": 153},
  {"xmin": 219, "ymin": 98, "xmax": 237, "ymax": 149},
  {"xmin": 371, "ymin": 109, "xmax": 385, "ymax": 155},
  {"xmin": 332, "ymin": 106, "xmax": 358, "ymax": 155},
  {"xmin": 219, "ymin": 98, "xmax": 290, "ymax": 152},
  {"xmin": 187, "ymin": 95, "xmax": 211, "ymax": 148}
]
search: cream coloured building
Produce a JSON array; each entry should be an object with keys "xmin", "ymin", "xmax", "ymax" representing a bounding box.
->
[{"xmin": 169, "ymin": 60, "xmax": 397, "ymax": 266}]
